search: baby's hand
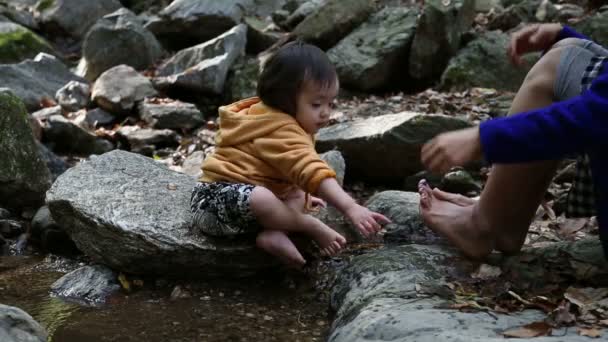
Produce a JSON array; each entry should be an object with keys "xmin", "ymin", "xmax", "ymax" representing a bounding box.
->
[
  {"xmin": 346, "ymin": 204, "xmax": 391, "ymax": 237},
  {"xmin": 310, "ymin": 195, "xmax": 327, "ymax": 208}
]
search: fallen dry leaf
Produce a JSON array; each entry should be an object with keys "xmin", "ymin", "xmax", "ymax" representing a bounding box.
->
[
  {"xmin": 503, "ymin": 321, "xmax": 552, "ymax": 338},
  {"xmin": 578, "ymin": 327, "xmax": 602, "ymax": 338},
  {"xmin": 167, "ymin": 183, "xmax": 178, "ymax": 190}
]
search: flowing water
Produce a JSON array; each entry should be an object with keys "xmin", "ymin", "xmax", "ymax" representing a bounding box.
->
[{"xmin": 0, "ymin": 253, "xmax": 343, "ymax": 342}]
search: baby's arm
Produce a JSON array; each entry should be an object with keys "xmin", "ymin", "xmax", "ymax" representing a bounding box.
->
[{"xmin": 316, "ymin": 178, "xmax": 391, "ymax": 237}]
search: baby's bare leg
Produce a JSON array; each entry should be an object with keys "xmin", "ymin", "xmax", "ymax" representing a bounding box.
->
[{"xmin": 250, "ymin": 187, "xmax": 346, "ymax": 260}]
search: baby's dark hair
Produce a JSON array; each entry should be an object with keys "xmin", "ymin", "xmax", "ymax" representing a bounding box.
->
[{"xmin": 257, "ymin": 40, "xmax": 338, "ymax": 116}]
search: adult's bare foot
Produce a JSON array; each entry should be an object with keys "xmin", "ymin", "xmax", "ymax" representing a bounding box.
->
[
  {"xmin": 418, "ymin": 180, "xmax": 494, "ymax": 259},
  {"xmin": 431, "ymin": 188, "xmax": 477, "ymax": 206}
]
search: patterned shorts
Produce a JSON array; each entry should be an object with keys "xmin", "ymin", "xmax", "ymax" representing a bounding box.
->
[
  {"xmin": 190, "ymin": 182, "xmax": 262, "ymax": 237},
  {"xmin": 565, "ymin": 55, "xmax": 607, "ymax": 217}
]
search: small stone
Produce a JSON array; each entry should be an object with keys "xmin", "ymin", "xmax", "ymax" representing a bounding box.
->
[
  {"xmin": 245, "ymin": 313, "xmax": 255, "ymax": 318},
  {"xmin": 264, "ymin": 315, "xmax": 273, "ymax": 321},
  {"xmin": 200, "ymin": 296, "xmax": 211, "ymax": 301}
]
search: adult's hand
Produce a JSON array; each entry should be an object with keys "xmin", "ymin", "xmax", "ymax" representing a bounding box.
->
[
  {"xmin": 507, "ymin": 23, "xmax": 563, "ymax": 66},
  {"xmin": 421, "ymin": 127, "xmax": 482, "ymax": 174}
]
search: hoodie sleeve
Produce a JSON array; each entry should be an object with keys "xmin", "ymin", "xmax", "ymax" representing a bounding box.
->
[
  {"xmin": 480, "ymin": 70, "xmax": 608, "ymax": 163},
  {"xmin": 253, "ymin": 124, "xmax": 336, "ymax": 193}
]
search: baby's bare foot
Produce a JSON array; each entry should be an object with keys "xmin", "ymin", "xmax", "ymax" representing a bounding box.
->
[{"xmin": 305, "ymin": 217, "xmax": 346, "ymax": 256}]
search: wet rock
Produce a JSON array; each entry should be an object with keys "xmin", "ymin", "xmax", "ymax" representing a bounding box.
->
[
  {"xmin": 0, "ymin": 21, "xmax": 55, "ymax": 64},
  {"xmin": 153, "ymin": 24, "xmax": 247, "ymax": 96},
  {"xmin": 77, "ymin": 8, "xmax": 164, "ymax": 81},
  {"xmin": 409, "ymin": 0, "xmax": 476, "ymax": 81},
  {"xmin": 44, "ymin": 114, "xmax": 114, "ymax": 155},
  {"xmin": 0, "ymin": 90, "xmax": 51, "ymax": 210},
  {"xmin": 440, "ymin": 30, "xmax": 537, "ymax": 91},
  {"xmin": 440, "ymin": 169, "xmax": 480, "ymax": 195},
  {"xmin": 573, "ymin": 10, "xmax": 608, "ymax": 46},
  {"xmin": 328, "ymin": 6, "xmax": 418, "ymax": 91},
  {"xmin": 46, "ymin": 150, "xmax": 278, "ymax": 277},
  {"xmin": 329, "ymin": 242, "xmax": 604, "ymax": 342},
  {"xmin": 55, "ymin": 81, "xmax": 90, "ymax": 112},
  {"xmin": 31, "ymin": 205, "xmax": 79, "ymax": 255},
  {"xmin": 364, "ymin": 191, "xmax": 441, "ymax": 245},
  {"xmin": 0, "ymin": 53, "xmax": 85, "ymax": 111},
  {"xmin": 145, "ymin": 0, "xmax": 250, "ymax": 50},
  {"xmin": 0, "ymin": 304, "xmax": 47, "ymax": 342},
  {"xmin": 36, "ymin": 142, "xmax": 68, "ymax": 181},
  {"xmin": 92, "ymin": 64, "xmax": 157, "ymax": 114},
  {"xmin": 50, "ymin": 265, "xmax": 120, "ymax": 306},
  {"xmin": 293, "ymin": 0, "xmax": 374, "ymax": 50},
  {"xmin": 319, "ymin": 150, "xmax": 345, "ymax": 186},
  {"xmin": 138, "ymin": 98, "xmax": 204, "ymax": 130},
  {"xmin": 116, "ymin": 125, "xmax": 178, "ymax": 153},
  {"xmin": 316, "ymin": 112, "xmax": 470, "ymax": 183},
  {"xmin": 35, "ymin": 0, "xmax": 123, "ymax": 38}
]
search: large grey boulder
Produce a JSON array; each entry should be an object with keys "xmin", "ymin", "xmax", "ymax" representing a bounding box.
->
[
  {"xmin": 153, "ymin": 24, "xmax": 247, "ymax": 95},
  {"xmin": 409, "ymin": 0, "xmax": 476, "ymax": 81},
  {"xmin": 0, "ymin": 304, "xmax": 47, "ymax": 342},
  {"xmin": 51, "ymin": 265, "xmax": 120, "ymax": 306},
  {"xmin": 46, "ymin": 150, "xmax": 278, "ymax": 277},
  {"xmin": 0, "ymin": 21, "xmax": 54, "ymax": 64},
  {"xmin": 145, "ymin": 0, "xmax": 251, "ymax": 50},
  {"xmin": 35, "ymin": 0, "xmax": 123, "ymax": 38},
  {"xmin": 315, "ymin": 112, "xmax": 470, "ymax": 183},
  {"xmin": 293, "ymin": 0, "xmax": 374, "ymax": 49},
  {"xmin": 328, "ymin": 7, "xmax": 417, "ymax": 91},
  {"xmin": 329, "ymin": 242, "xmax": 607, "ymax": 342},
  {"xmin": 440, "ymin": 30, "xmax": 537, "ymax": 91},
  {"xmin": 0, "ymin": 91, "xmax": 51, "ymax": 210},
  {"xmin": 77, "ymin": 8, "xmax": 164, "ymax": 81},
  {"xmin": 92, "ymin": 64, "xmax": 157, "ymax": 114},
  {"xmin": 0, "ymin": 53, "xmax": 85, "ymax": 111}
]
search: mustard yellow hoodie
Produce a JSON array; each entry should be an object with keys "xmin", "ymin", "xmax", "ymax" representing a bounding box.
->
[{"xmin": 200, "ymin": 97, "xmax": 336, "ymax": 197}]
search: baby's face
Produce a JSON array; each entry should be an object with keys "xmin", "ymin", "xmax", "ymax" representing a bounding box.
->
[{"xmin": 295, "ymin": 79, "xmax": 339, "ymax": 134}]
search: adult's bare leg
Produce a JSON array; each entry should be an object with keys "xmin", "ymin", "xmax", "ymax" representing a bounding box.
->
[{"xmin": 420, "ymin": 47, "xmax": 564, "ymax": 258}]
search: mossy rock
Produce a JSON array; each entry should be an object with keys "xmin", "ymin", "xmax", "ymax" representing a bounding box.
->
[
  {"xmin": 573, "ymin": 11, "xmax": 608, "ymax": 47},
  {"xmin": 440, "ymin": 30, "xmax": 537, "ymax": 91},
  {"xmin": 0, "ymin": 90, "xmax": 51, "ymax": 209},
  {"xmin": 0, "ymin": 21, "xmax": 55, "ymax": 63}
]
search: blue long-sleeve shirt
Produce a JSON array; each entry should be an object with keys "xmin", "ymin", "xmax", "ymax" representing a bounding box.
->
[{"xmin": 479, "ymin": 26, "xmax": 608, "ymax": 253}]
